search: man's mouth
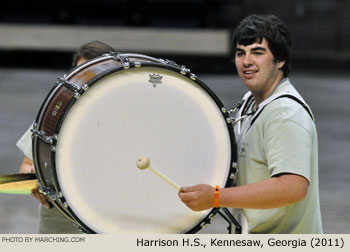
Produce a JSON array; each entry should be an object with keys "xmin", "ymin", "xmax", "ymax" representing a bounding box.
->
[{"xmin": 242, "ymin": 70, "xmax": 258, "ymax": 78}]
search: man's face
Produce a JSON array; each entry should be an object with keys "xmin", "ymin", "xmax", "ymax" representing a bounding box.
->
[
  {"xmin": 234, "ymin": 38, "xmax": 285, "ymax": 103},
  {"xmin": 76, "ymin": 57, "xmax": 88, "ymax": 67}
]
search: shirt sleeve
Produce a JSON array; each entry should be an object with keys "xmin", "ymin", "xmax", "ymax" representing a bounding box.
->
[
  {"xmin": 264, "ymin": 117, "xmax": 313, "ymax": 182},
  {"xmin": 16, "ymin": 124, "xmax": 34, "ymax": 160}
]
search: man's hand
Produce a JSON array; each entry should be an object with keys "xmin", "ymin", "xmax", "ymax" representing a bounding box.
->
[
  {"xmin": 18, "ymin": 156, "xmax": 35, "ymax": 174},
  {"xmin": 178, "ymin": 184, "xmax": 215, "ymax": 211},
  {"xmin": 19, "ymin": 157, "xmax": 51, "ymax": 208},
  {"xmin": 31, "ymin": 189, "xmax": 51, "ymax": 209}
]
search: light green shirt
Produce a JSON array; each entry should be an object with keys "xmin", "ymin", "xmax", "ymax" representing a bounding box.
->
[{"xmin": 236, "ymin": 79, "xmax": 323, "ymax": 234}]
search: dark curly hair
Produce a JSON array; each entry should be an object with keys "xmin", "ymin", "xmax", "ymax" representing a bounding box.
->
[
  {"xmin": 232, "ymin": 14, "xmax": 292, "ymax": 77},
  {"xmin": 72, "ymin": 40, "xmax": 115, "ymax": 67}
]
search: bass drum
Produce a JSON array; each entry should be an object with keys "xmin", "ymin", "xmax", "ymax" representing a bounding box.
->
[{"xmin": 32, "ymin": 53, "xmax": 237, "ymax": 233}]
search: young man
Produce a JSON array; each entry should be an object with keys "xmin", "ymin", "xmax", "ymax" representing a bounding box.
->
[
  {"xmin": 17, "ymin": 41, "xmax": 115, "ymax": 233},
  {"xmin": 179, "ymin": 14, "xmax": 323, "ymax": 234}
]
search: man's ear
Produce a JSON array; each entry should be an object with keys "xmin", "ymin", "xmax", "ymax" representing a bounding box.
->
[{"xmin": 277, "ymin": 60, "xmax": 286, "ymax": 70}]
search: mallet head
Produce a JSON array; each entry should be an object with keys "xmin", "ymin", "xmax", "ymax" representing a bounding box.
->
[{"xmin": 136, "ymin": 155, "xmax": 150, "ymax": 170}]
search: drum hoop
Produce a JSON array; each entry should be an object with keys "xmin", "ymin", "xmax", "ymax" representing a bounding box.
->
[
  {"xmin": 65, "ymin": 53, "xmax": 164, "ymax": 80},
  {"xmin": 35, "ymin": 57, "xmax": 237, "ymax": 234}
]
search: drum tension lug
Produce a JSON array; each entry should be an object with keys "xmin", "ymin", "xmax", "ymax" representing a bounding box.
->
[
  {"xmin": 200, "ymin": 222, "xmax": 208, "ymax": 229},
  {"xmin": 163, "ymin": 59, "xmax": 178, "ymax": 68},
  {"xmin": 180, "ymin": 65, "xmax": 190, "ymax": 75},
  {"xmin": 232, "ymin": 162, "xmax": 237, "ymax": 170},
  {"xmin": 226, "ymin": 115, "xmax": 248, "ymax": 125},
  {"xmin": 39, "ymin": 185, "xmax": 63, "ymax": 201},
  {"xmin": 110, "ymin": 52, "xmax": 131, "ymax": 70},
  {"xmin": 123, "ymin": 62, "xmax": 130, "ymax": 69},
  {"xmin": 222, "ymin": 107, "xmax": 238, "ymax": 114},
  {"xmin": 226, "ymin": 117, "xmax": 235, "ymax": 124},
  {"xmin": 180, "ymin": 65, "xmax": 197, "ymax": 80},
  {"xmin": 230, "ymin": 173, "xmax": 236, "ymax": 180},
  {"xmin": 32, "ymin": 127, "xmax": 58, "ymax": 151},
  {"xmin": 109, "ymin": 51, "xmax": 124, "ymax": 62},
  {"xmin": 32, "ymin": 128, "xmax": 57, "ymax": 145},
  {"xmin": 200, "ymin": 215, "xmax": 214, "ymax": 229},
  {"xmin": 57, "ymin": 77, "xmax": 84, "ymax": 99},
  {"xmin": 82, "ymin": 84, "xmax": 89, "ymax": 91},
  {"xmin": 58, "ymin": 77, "xmax": 80, "ymax": 91},
  {"xmin": 229, "ymin": 163, "xmax": 238, "ymax": 181}
]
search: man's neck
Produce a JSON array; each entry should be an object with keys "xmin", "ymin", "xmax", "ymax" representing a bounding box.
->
[{"xmin": 252, "ymin": 74, "xmax": 285, "ymax": 105}]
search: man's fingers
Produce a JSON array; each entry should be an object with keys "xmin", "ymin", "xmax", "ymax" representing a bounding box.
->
[
  {"xmin": 179, "ymin": 191, "xmax": 197, "ymax": 202},
  {"xmin": 180, "ymin": 184, "xmax": 204, "ymax": 193},
  {"xmin": 31, "ymin": 191, "xmax": 41, "ymax": 200},
  {"xmin": 178, "ymin": 184, "xmax": 215, "ymax": 211},
  {"xmin": 179, "ymin": 186, "xmax": 194, "ymax": 193},
  {"xmin": 31, "ymin": 190, "xmax": 51, "ymax": 209}
]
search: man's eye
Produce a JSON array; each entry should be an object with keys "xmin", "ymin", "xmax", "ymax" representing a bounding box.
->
[
  {"xmin": 236, "ymin": 52, "xmax": 244, "ymax": 57},
  {"xmin": 253, "ymin": 51, "xmax": 263, "ymax": 55}
]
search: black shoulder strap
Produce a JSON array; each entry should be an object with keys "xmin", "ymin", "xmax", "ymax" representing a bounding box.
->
[{"xmin": 250, "ymin": 93, "xmax": 314, "ymax": 127}]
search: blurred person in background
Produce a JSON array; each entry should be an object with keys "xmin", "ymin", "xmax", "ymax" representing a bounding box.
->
[{"xmin": 17, "ymin": 40, "xmax": 115, "ymax": 234}]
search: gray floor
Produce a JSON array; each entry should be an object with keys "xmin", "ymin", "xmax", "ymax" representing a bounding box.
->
[{"xmin": 0, "ymin": 67, "xmax": 349, "ymax": 234}]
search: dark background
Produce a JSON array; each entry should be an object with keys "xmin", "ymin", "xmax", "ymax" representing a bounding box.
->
[{"xmin": 1, "ymin": 0, "xmax": 349, "ymax": 73}]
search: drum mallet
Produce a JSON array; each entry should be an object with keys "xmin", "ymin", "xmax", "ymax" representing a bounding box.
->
[{"xmin": 136, "ymin": 155, "xmax": 181, "ymax": 191}]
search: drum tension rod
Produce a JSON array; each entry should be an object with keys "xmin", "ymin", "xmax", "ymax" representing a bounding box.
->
[
  {"xmin": 56, "ymin": 76, "xmax": 85, "ymax": 99},
  {"xmin": 39, "ymin": 184, "xmax": 70, "ymax": 209},
  {"xmin": 179, "ymin": 65, "xmax": 197, "ymax": 80},
  {"xmin": 39, "ymin": 184, "xmax": 63, "ymax": 201},
  {"xmin": 110, "ymin": 52, "xmax": 131, "ymax": 69},
  {"xmin": 230, "ymin": 163, "xmax": 238, "ymax": 181},
  {"xmin": 31, "ymin": 127, "xmax": 57, "ymax": 145},
  {"xmin": 221, "ymin": 106, "xmax": 239, "ymax": 114},
  {"xmin": 180, "ymin": 65, "xmax": 190, "ymax": 75},
  {"xmin": 222, "ymin": 100, "xmax": 246, "ymax": 125},
  {"xmin": 57, "ymin": 77, "xmax": 80, "ymax": 91},
  {"xmin": 109, "ymin": 51, "xmax": 124, "ymax": 62},
  {"xmin": 162, "ymin": 59, "xmax": 178, "ymax": 68}
]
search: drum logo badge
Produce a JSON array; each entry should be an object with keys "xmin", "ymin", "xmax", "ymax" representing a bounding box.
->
[
  {"xmin": 51, "ymin": 101, "xmax": 63, "ymax": 116},
  {"xmin": 148, "ymin": 73, "xmax": 163, "ymax": 88}
]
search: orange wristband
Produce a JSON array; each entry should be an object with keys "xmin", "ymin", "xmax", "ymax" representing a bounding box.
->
[{"xmin": 213, "ymin": 185, "xmax": 220, "ymax": 208}]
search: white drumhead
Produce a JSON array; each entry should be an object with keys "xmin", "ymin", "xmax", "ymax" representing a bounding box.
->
[{"xmin": 56, "ymin": 67, "xmax": 232, "ymax": 233}]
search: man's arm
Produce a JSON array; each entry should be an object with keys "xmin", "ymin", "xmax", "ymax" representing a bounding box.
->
[{"xmin": 179, "ymin": 173, "xmax": 309, "ymax": 211}]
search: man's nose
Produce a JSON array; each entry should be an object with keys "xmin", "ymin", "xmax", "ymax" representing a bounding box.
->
[{"xmin": 243, "ymin": 53, "xmax": 253, "ymax": 66}]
